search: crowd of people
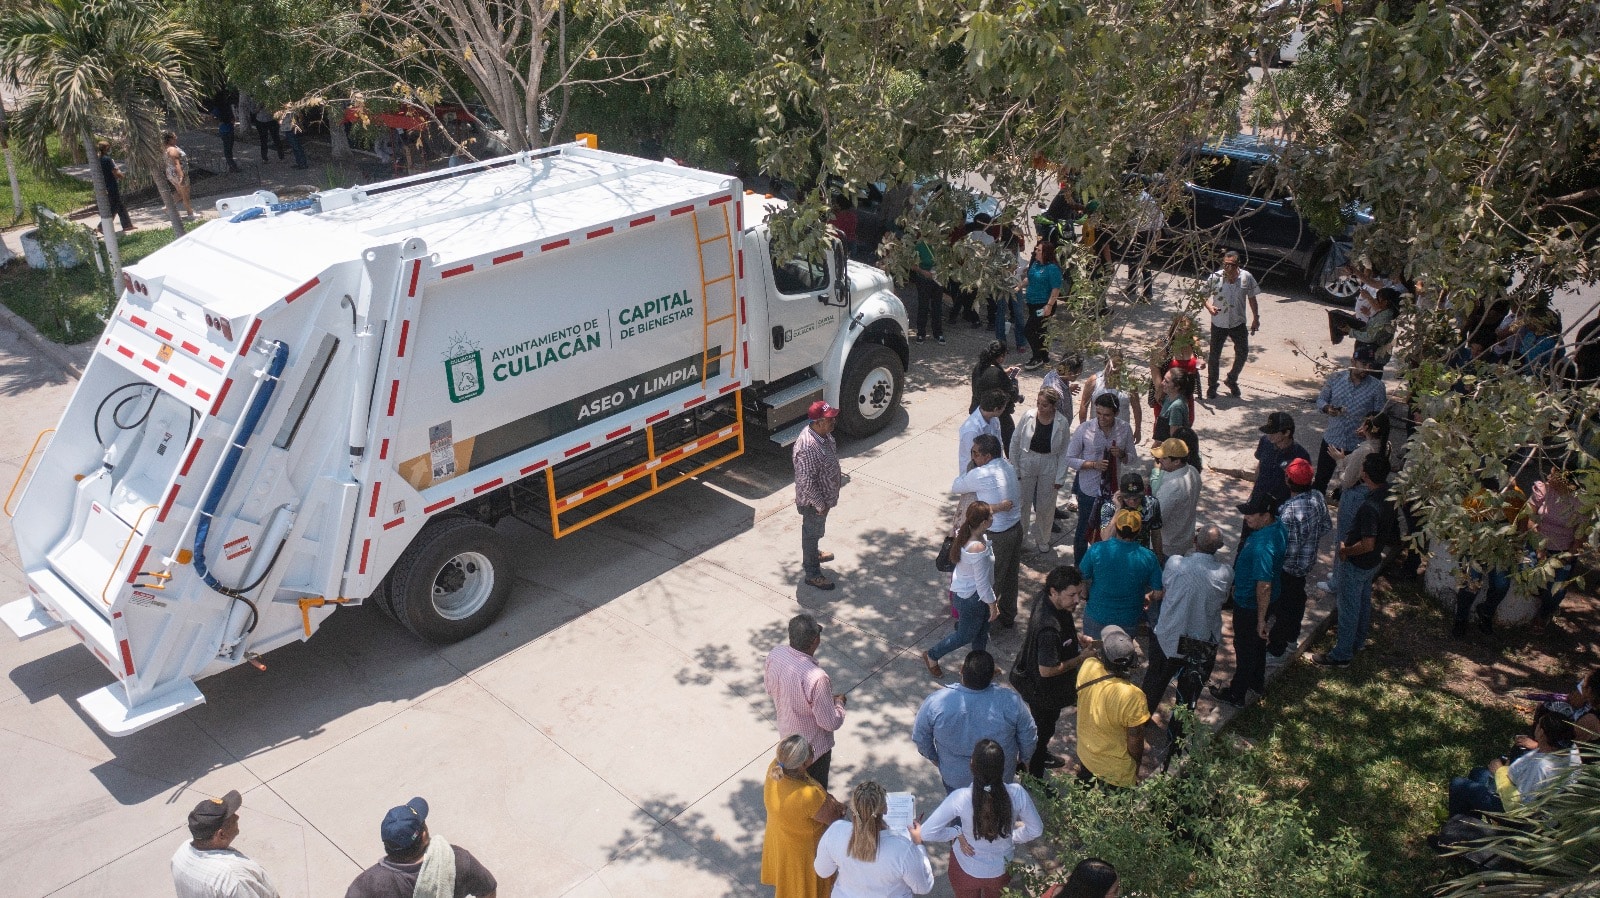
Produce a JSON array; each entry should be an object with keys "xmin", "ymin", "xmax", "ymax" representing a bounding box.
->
[{"xmin": 780, "ymin": 235, "xmax": 1595, "ymax": 895}]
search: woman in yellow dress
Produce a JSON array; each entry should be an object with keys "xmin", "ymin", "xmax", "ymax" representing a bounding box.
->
[{"xmin": 762, "ymin": 735, "xmax": 842, "ymax": 898}]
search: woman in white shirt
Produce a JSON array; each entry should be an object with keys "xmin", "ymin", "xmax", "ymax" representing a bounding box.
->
[
  {"xmin": 1328, "ymin": 412, "xmax": 1390, "ymax": 499},
  {"xmin": 1010, "ymin": 387, "xmax": 1072, "ymax": 554},
  {"xmin": 921, "ymin": 739, "xmax": 1043, "ymax": 898},
  {"xmin": 921, "ymin": 502, "xmax": 998, "ymax": 679},
  {"xmin": 814, "ymin": 780, "xmax": 935, "ymax": 898}
]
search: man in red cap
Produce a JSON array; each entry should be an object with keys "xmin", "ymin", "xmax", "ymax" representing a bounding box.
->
[
  {"xmin": 793, "ymin": 400, "xmax": 843, "ymax": 590},
  {"xmin": 171, "ymin": 789, "xmax": 279, "ymax": 898},
  {"xmin": 1269, "ymin": 457, "xmax": 1331, "ymax": 657}
]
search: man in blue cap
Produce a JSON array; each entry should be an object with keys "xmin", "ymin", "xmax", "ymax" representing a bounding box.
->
[{"xmin": 346, "ymin": 796, "xmax": 498, "ymax": 898}]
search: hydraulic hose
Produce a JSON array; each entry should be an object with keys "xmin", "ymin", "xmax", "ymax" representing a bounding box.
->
[{"xmin": 192, "ymin": 341, "xmax": 289, "ymax": 620}]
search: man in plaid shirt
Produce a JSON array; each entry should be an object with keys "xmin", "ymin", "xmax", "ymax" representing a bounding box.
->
[
  {"xmin": 1269, "ymin": 458, "xmax": 1331, "ymax": 657},
  {"xmin": 1312, "ymin": 358, "xmax": 1387, "ymax": 493},
  {"xmin": 793, "ymin": 401, "xmax": 844, "ymax": 590}
]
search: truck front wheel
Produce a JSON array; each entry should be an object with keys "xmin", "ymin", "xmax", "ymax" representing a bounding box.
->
[
  {"xmin": 388, "ymin": 517, "xmax": 514, "ymax": 643},
  {"xmin": 837, "ymin": 343, "xmax": 904, "ymax": 437}
]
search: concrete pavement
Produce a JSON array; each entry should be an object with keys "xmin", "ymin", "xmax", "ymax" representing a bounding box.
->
[{"xmin": 1, "ymin": 257, "xmax": 1351, "ymax": 898}]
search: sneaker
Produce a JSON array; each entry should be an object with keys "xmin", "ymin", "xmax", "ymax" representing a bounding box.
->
[
  {"xmin": 1207, "ymin": 684, "xmax": 1243, "ymax": 708},
  {"xmin": 804, "ymin": 574, "xmax": 836, "ymax": 590},
  {"xmin": 936, "ymin": 335, "xmax": 946, "ymax": 344},
  {"xmin": 1311, "ymin": 653, "xmax": 1350, "ymax": 668},
  {"xmin": 1206, "ymin": 386, "xmax": 1219, "ymax": 400},
  {"xmin": 1041, "ymin": 753, "xmax": 1068, "ymax": 769},
  {"xmin": 1024, "ymin": 359, "xmax": 1045, "ymax": 370},
  {"xmin": 816, "ymin": 551, "xmax": 835, "ymax": 563}
]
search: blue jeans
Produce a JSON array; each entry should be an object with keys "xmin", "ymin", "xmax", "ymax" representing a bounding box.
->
[
  {"xmin": 927, "ymin": 591, "xmax": 991, "ymax": 662},
  {"xmin": 1455, "ymin": 565, "xmax": 1511, "ymax": 626},
  {"xmin": 1448, "ymin": 767, "xmax": 1504, "ymax": 817},
  {"xmin": 1538, "ymin": 559, "xmax": 1575, "ymax": 620},
  {"xmin": 287, "ymin": 130, "xmax": 308, "ymax": 167},
  {"xmin": 1329, "ymin": 560, "xmax": 1379, "ymax": 661},
  {"xmin": 994, "ymin": 294, "xmax": 1028, "ymax": 350}
]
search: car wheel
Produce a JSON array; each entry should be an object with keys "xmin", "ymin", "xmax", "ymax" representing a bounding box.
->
[
  {"xmin": 388, "ymin": 517, "xmax": 514, "ymax": 643},
  {"xmin": 1309, "ymin": 244, "xmax": 1361, "ymax": 305},
  {"xmin": 837, "ymin": 343, "xmax": 904, "ymax": 437}
]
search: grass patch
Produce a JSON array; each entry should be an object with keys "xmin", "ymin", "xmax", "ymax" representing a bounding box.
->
[
  {"xmin": 1, "ymin": 136, "xmax": 97, "ymax": 227},
  {"xmin": 0, "ymin": 228, "xmax": 178, "ymax": 343},
  {"xmin": 1230, "ymin": 582, "xmax": 1526, "ymax": 897}
]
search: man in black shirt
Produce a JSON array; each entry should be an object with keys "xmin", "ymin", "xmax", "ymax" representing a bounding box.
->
[
  {"xmin": 1239, "ymin": 411, "xmax": 1310, "ymax": 549},
  {"xmin": 95, "ymin": 141, "xmax": 133, "ymax": 232},
  {"xmin": 346, "ymin": 797, "xmax": 497, "ymax": 898},
  {"xmin": 1012, "ymin": 566, "xmax": 1091, "ymax": 777},
  {"xmin": 1314, "ymin": 455, "xmax": 1397, "ymax": 667}
]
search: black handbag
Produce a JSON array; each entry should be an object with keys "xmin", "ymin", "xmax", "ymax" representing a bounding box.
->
[{"xmin": 935, "ymin": 534, "xmax": 958, "ymax": 573}]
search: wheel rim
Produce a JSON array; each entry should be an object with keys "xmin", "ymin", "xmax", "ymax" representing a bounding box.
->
[
  {"xmin": 431, "ymin": 551, "xmax": 494, "ymax": 621},
  {"xmin": 1319, "ymin": 254, "xmax": 1361, "ymax": 299},
  {"xmin": 856, "ymin": 365, "xmax": 896, "ymax": 420}
]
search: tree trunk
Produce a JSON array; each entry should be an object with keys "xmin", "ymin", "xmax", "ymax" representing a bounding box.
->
[
  {"xmin": 1, "ymin": 100, "xmax": 21, "ymax": 222},
  {"xmin": 79, "ymin": 129, "xmax": 122, "ymax": 292},
  {"xmin": 328, "ymin": 100, "xmax": 351, "ymax": 161}
]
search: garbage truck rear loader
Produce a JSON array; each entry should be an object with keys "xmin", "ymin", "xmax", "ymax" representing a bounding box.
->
[{"xmin": 1, "ymin": 142, "xmax": 908, "ymax": 735}]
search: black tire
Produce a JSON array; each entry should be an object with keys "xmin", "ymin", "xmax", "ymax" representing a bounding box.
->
[
  {"xmin": 837, "ymin": 342, "xmax": 904, "ymax": 437},
  {"xmin": 370, "ymin": 575, "xmax": 400, "ymax": 621},
  {"xmin": 387, "ymin": 516, "xmax": 514, "ymax": 643},
  {"xmin": 1308, "ymin": 242, "xmax": 1360, "ymax": 305}
]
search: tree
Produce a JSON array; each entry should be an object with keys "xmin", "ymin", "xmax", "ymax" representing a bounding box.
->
[{"xmin": 0, "ymin": 0, "xmax": 206, "ymax": 288}]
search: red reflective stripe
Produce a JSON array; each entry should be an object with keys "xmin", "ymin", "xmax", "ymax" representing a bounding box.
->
[
  {"xmin": 586, "ymin": 226, "xmax": 614, "ymax": 239},
  {"xmin": 424, "ymin": 497, "xmax": 457, "ymax": 513},
  {"xmin": 167, "ymin": 373, "xmax": 187, "ymax": 388},
  {"xmin": 739, "ymin": 293, "xmax": 746, "ymax": 324},
  {"xmin": 709, "ymin": 194, "xmax": 732, "ymax": 206},
  {"xmin": 284, "ymin": 277, "xmax": 320, "ymax": 303},
  {"xmin": 379, "ymin": 438, "xmax": 389, "ymax": 460},
  {"xmin": 683, "ymin": 395, "xmax": 706, "ymax": 408},
  {"xmin": 368, "ymin": 482, "xmax": 382, "ymax": 517},
  {"xmin": 541, "ymin": 238, "xmax": 570, "ymax": 252},
  {"xmin": 473, "ymin": 478, "xmax": 504, "ymax": 495},
  {"xmin": 407, "ymin": 260, "xmax": 422, "ymax": 297},
  {"xmin": 358, "ymin": 539, "xmax": 371, "ymax": 574},
  {"xmin": 493, "ymin": 251, "xmax": 523, "ymax": 265},
  {"xmin": 396, "ymin": 320, "xmax": 411, "ymax": 358},
  {"xmin": 130, "ymin": 315, "xmax": 148, "ymax": 328},
  {"xmin": 156, "ymin": 484, "xmax": 180, "ymax": 522},
  {"xmin": 629, "ymin": 215, "xmax": 656, "ymax": 227},
  {"xmin": 179, "ymin": 438, "xmax": 205, "ymax": 477},
  {"xmin": 208, "ymin": 355, "xmax": 225, "ymax": 369},
  {"xmin": 240, "ymin": 319, "xmax": 262, "ymax": 356},
  {"xmin": 195, "ymin": 388, "xmax": 211, "ymax": 401},
  {"xmin": 155, "ymin": 327, "xmax": 174, "ymax": 340},
  {"xmin": 127, "ymin": 545, "xmax": 152, "ymax": 584},
  {"xmin": 382, "ymin": 517, "xmax": 405, "ymax": 530},
  {"xmin": 224, "ymin": 535, "xmax": 249, "ymax": 548},
  {"xmin": 116, "ymin": 345, "xmax": 135, "ymax": 359},
  {"xmin": 386, "ymin": 380, "xmax": 400, "ymax": 416},
  {"xmin": 119, "ymin": 639, "xmax": 135, "ymax": 676},
  {"xmin": 181, "ymin": 340, "xmax": 200, "ymax": 355},
  {"xmin": 141, "ymin": 359, "xmax": 160, "ymax": 373},
  {"xmin": 606, "ymin": 426, "xmax": 631, "ymax": 440},
  {"xmin": 519, "ymin": 460, "xmax": 548, "ymax": 475},
  {"xmin": 647, "ymin": 410, "xmax": 669, "ymax": 424},
  {"xmin": 564, "ymin": 442, "xmax": 591, "ymax": 458},
  {"xmin": 670, "ymin": 204, "xmax": 695, "ymax": 216},
  {"xmin": 440, "ymin": 264, "xmax": 473, "ymax": 278},
  {"xmin": 210, "ymin": 378, "xmax": 235, "ymax": 417},
  {"xmin": 719, "ymin": 382, "xmax": 739, "ymax": 394},
  {"xmin": 737, "ymin": 249, "xmax": 744, "ymax": 280}
]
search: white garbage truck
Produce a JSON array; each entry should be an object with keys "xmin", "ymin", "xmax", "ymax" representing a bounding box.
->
[{"xmin": 1, "ymin": 140, "xmax": 909, "ymax": 735}]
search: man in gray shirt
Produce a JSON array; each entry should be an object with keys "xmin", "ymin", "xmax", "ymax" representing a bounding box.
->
[
  {"xmin": 1204, "ymin": 250, "xmax": 1261, "ymax": 398},
  {"xmin": 1141, "ymin": 524, "xmax": 1233, "ymax": 717},
  {"xmin": 912, "ymin": 650, "xmax": 1037, "ymax": 792}
]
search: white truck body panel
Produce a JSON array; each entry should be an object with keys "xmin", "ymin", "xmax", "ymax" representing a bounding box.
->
[{"xmin": 3, "ymin": 143, "xmax": 906, "ymax": 735}]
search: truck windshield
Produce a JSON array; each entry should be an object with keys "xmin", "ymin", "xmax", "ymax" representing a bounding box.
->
[{"xmin": 770, "ymin": 248, "xmax": 830, "ymax": 295}]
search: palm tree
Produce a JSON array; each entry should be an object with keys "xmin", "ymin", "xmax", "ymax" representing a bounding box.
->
[{"xmin": 0, "ymin": 0, "xmax": 206, "ymax": 288}]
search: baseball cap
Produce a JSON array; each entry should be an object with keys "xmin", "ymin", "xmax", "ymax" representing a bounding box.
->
[
  {"xmin": 1286, "ymin": 457, "xmax": 1315, "ymax": 487},
  {"xmin": 1237, "ymin": 494, "xmax": 1275, "ymax": 516},
  {"xmin": 808, "ymin": 400, "xmax": 840, "ymax": 421},
  {"xmin": 1152, "ymin": 437, "xmax": 1189, "ymax": 459},
  {"xmin": 381, "ymin": 797, "xmax": 430, "ymax": 854},
  {"xmin": 187, "ymin": 790, "xmax": 242, "ymax": 840},
  {"xmin": 1352, "ymin": 343, "xmax": 1378, "ymax": 366},
  {"xmin": 1259, "ymin": 411, "xmax": 1295, "ymax": 434},
  {"xmin": 1112, "ymin": 508, "xmax": 1143, "ymax": 534},
  {"xmin": 1099, "ymin": 625, "xmax": 1139, "ymax": 664},
  {"xmin": 1119, "ymin": 471, "xmax": 1146, "ymax": 495}
]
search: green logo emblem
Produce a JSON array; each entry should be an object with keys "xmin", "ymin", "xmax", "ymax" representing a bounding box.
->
[{"xmin": 446, "ymin": 351, "xmax": 484, "ymax": 402}]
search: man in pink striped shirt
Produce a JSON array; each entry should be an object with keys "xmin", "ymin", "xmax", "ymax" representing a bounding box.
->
[{"xmin": 764, "ymin": 614, "xmax": 847, "ymax": 787}]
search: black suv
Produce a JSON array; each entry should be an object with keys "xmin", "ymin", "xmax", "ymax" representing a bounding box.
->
[{"xmin": 1171, "ymin": 134, "xmax": 1366, "ymax": 303}]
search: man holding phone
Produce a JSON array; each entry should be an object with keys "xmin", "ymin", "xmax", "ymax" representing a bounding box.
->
[{"xmin": 1312, "ymin": 357, "xmax": 1387, "ymax": 494}]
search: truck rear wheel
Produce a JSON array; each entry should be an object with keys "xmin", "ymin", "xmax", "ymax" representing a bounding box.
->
[
  {"xmin": 388, "ymin": 517, "xmax": 514, "ymax": 643},
  {"xmin": 837, "ymin": 343, "xmax": 904, "ymax": 437}
]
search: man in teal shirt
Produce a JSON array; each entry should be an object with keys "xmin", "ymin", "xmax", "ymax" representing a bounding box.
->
[
  {"xmin": 1080, "ymin": 508, "xmax": 1164, "ymax": 639},
  {"xmin": 1210, "ymin": 495, "xmax": 1286, "ymax": 708}
]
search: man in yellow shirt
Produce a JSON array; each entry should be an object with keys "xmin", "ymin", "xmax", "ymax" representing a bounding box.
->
[{"xmin": 1074, "ymin": 625, "xmax": 1150, "ymax": 786}]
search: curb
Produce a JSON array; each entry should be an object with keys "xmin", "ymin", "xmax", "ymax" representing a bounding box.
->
[{"xmin": 0, "ymin": 299, "xmax": 88, "ymax": 380}]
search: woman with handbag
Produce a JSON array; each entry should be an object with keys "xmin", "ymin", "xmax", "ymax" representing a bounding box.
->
[
  {"xmin": 1011, "ymin": 566, "xmax": 1092, "ymax": 776},
  {"xmin": 922, "ymin": 502, "xmax": 998, "ymax": 679},
  {"xmin": 763, "ymin": 735, "xmax": 844, "ymax": 898},
  {"xmin": 921, "ymin": 739, "xmax": 1044, "ymax": 898}
]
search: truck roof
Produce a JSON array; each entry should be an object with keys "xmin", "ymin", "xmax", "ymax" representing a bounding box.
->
[{"xmin": 128, "ymin": 145, "xmax": 740, "ymax": 321}]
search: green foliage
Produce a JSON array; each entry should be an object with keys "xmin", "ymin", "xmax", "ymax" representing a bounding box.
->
[
  {"xmin": 0, "ymin": 227, "xmax": 177, "ymax": 344},
  {"xmin": 1020, "ymin": 718, "xmax": 1368, "ymax": 898},
  {"xmin": 0, "ymin": 133, "xmax": 94, "ymax": 226},
  {"xmin": 31, "ymin": 203, "xmax": 106, "ymax": 334},
  {"xmin": 1436, "ymin": 747, "xmax": 1600, "ymax": 897}
]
